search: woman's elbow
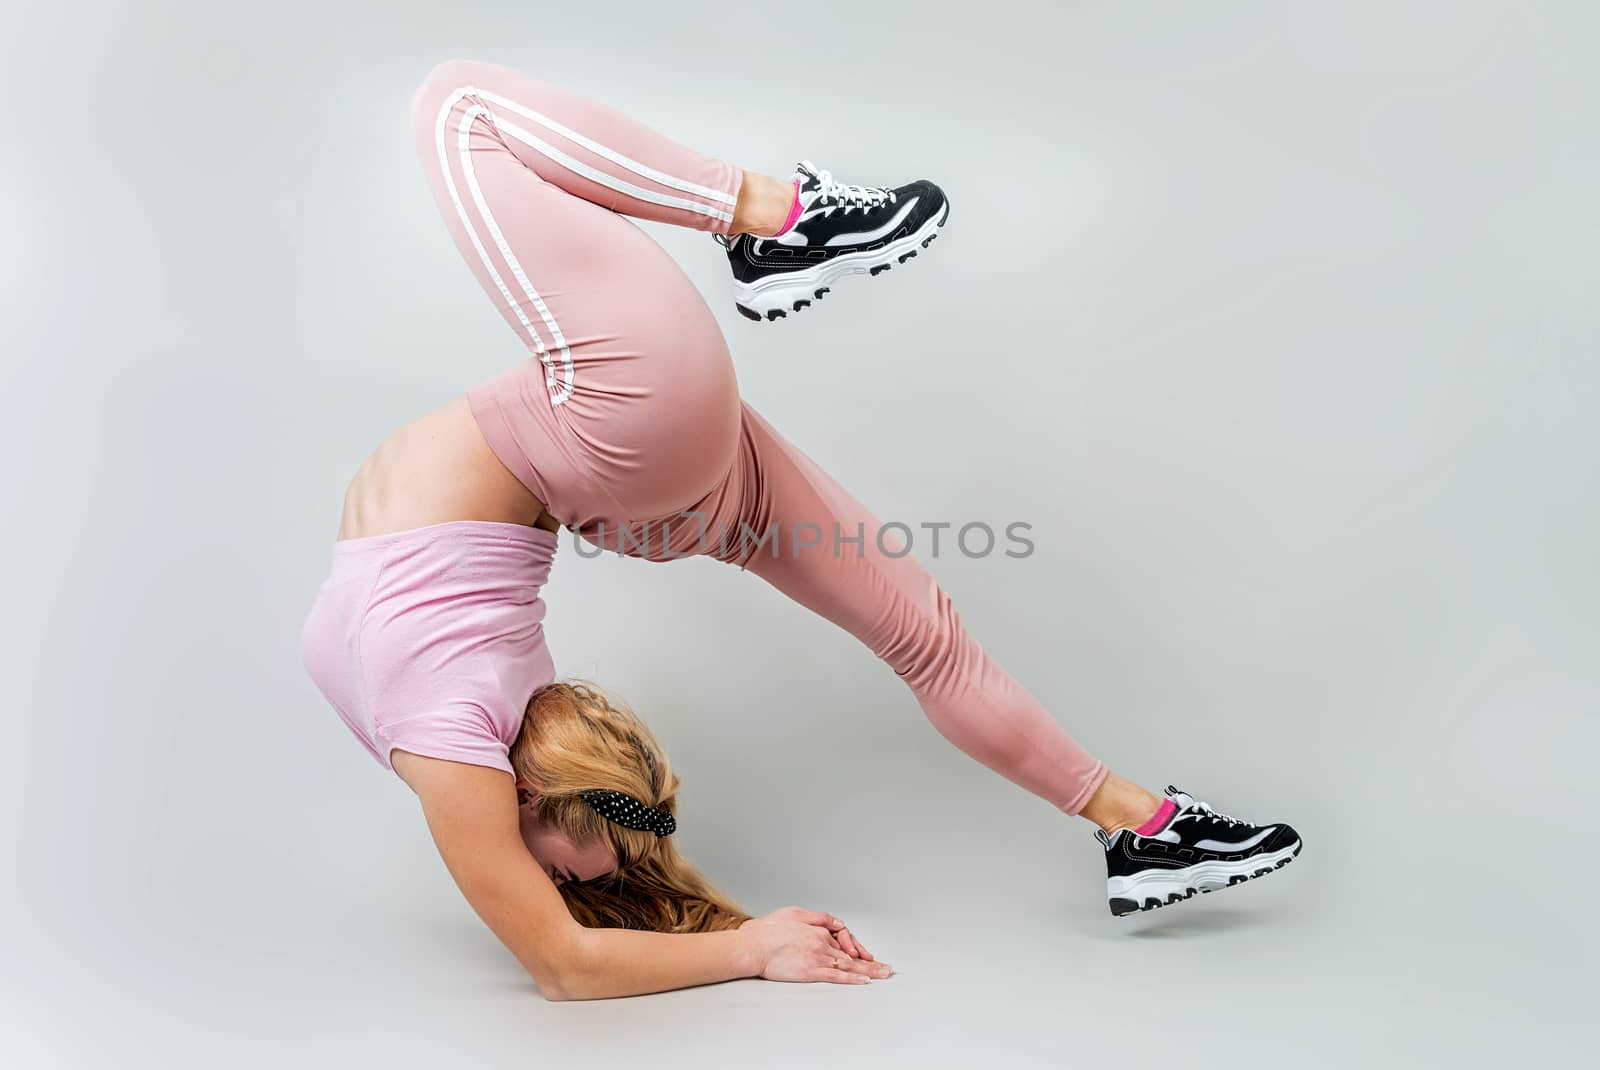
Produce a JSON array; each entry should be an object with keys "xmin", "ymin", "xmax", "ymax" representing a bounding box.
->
[
  {"xmin": 535, "ymin": 978, "xmax": 575, "ymax": 1002},
  {"xmin": 519, "ymin": 925, "xmax": 588, "ymax": 1001},
  {"xmin": 533, "ymin": 956, "xmax": 595, "ymax": 1002}
]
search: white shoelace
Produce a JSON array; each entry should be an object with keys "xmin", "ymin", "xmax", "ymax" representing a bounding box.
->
[
  {"xmin": 1190, "ymin": 799, "xmax": 1247, "ymax": 827},
  {"xmin": 804, "ymin": 161, "xmax": 894, "ymax": 209}
]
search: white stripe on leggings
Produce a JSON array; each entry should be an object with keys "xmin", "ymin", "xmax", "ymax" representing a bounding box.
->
[
  {"xmin": 473, "ymin": 87, "xmax": 736, "ymax": 208},
  {"xmin": 493, "ymin": 116, "xmax": 734, "ymax": 225},
  {"xmin": 434, "ymin": 90, "xmax": 575, "ymax": 405}
]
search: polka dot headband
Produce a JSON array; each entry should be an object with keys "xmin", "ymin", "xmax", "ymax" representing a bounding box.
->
[{"xmin": 579, "ymin": 789, "xmax": 676, "ymax": 837}]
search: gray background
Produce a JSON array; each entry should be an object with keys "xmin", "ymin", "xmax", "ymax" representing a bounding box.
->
[{"xmin": 4, "ymin": 1, "xmax": 1596, "ymax": 1066}]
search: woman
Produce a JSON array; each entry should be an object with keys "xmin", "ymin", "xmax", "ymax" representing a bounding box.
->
[{"xmin": 301, "ymin": 58, "xmax": 1302, "ymax": 1001}]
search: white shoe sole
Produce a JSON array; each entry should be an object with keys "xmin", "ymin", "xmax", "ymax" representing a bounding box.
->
[
  {"xmin": 733, "ymin": 202, "xmax": 949, "ymax": 321},
  {"xmin": 1108, "ymin": 838, "xmax": 1302, "ymax": 916}
]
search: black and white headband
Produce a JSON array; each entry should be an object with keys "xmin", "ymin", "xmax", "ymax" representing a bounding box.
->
[{"xmin": 579, "ymin": 789, "xmax": 676, "ymax": 838}]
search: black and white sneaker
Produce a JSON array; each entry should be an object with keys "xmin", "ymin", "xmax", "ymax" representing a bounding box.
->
[
  {"xmin": 717, "ymin": 160, "xmax": 949, "ymax": 321},
  {"xmin": 1097, "ymin": 786, "xmax": 1303, "ymax": 917}
]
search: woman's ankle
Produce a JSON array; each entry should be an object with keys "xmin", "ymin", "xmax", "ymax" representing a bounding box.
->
[
  {"xmin": 1079, "ymin": 773, "xmax": 1164, "ymax": 833},
  {"xmin": 732, "ymin": 170, "xmax": 797, "ymax": 236}
]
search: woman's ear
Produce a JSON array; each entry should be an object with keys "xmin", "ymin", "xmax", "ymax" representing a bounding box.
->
[{"xmin": 514, "ymin": 778, "xmax": 541, "ymax": 808}]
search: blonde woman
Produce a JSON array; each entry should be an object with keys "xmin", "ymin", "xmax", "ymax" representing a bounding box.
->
[{"xmin": 302, "ymin": 59, "xmax": 1302, "ymax": 1001}]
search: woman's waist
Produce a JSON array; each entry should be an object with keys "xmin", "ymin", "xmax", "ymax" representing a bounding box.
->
[{"xmin": 339, "ymin": 395, "xmax": 549, "ymax": 539}]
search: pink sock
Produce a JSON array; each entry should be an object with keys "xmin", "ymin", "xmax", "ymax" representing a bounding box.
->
[
  {"xmin": 1132, "ymin": 799, "xmax": 1176, "ymax": 837},
  {"xmin": 772, "ymin": 181, "xmax": 803, "ymax": 237}
]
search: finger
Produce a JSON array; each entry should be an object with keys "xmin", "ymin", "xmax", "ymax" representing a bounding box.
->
[
  {"xmin": 834, "ymin": 927, "xmax": 862, "ymax": 958},
  {"xmin": 820, "ymin": 953, "xmax": 874, "ymax": 979},
  {"xmin": 810, "ymin": 926, "xmax": 838, "ymax": 949},
  {"xmin": 817, "ymin": 968, "xmax": 871, "ymax": 985},
  {"xmin": 785, "ymin": 907, "xmax": 834, "ymax": 928},
  {"xmin": 827, "ymin": 953, "xmax": 890, "ymax": 978},
  {"xmin": 844, "ymin": 930, "xmax": 875, "ymax": 961}
]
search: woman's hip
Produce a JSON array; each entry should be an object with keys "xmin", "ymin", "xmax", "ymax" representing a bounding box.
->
[{"xmin": 468, "ymin": 326, "xmax": 742, "ymax": 532}]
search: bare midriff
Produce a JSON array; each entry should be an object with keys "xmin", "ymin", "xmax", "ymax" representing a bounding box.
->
[{"xmin": 336, "ymin": 394, "xmax": 559, "ymax": 541}]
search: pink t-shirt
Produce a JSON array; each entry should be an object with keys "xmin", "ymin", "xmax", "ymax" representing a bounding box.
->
[{"xmin": 302, "ymin": 521, "xmax": 558, "ymax": 775}]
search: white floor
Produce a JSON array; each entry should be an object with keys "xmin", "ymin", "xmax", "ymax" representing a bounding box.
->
[{"xmin": 8, "ymin": 738, "xmax": 1592, "ymax": 1068}]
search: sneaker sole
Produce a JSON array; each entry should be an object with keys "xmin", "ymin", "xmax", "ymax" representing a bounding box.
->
[
  {"xmin": 1107, "ymin": 838, "xmax": 1303, "ymax": 917},
  {"xmin": 733, "ymin": 200, "xmax": 950, "ymax": 321}
]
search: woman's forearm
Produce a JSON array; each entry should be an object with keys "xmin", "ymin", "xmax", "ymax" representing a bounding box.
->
[{"xmin": 547, "ymin": 925, "xmax": 758, "ymax": 1000}]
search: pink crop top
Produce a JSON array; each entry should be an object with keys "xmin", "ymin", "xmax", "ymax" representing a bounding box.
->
[{"xmin": 301, "ymin": 520, "xmax": 558, "ymax": 775}]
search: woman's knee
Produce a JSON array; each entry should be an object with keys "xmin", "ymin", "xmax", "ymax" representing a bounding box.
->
[
  {"xmin": 884, "ymin": 588, "xmax": 971, "ymax": 693},
  {"xmin": 410, "ymin": 59, "xmax": 495, "ymax": 134}
]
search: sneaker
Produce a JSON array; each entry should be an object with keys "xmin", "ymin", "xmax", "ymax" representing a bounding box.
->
[
  {"xmin": 717, "ymin": 160, "xmax": 949, "ymax": 321},
  {"xmin": 1097, "ymin": 786, "xmax": 1302, "ymax": 917}
]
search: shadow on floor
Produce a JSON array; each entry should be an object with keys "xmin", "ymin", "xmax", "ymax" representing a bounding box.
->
[{"xmin": 1116, "ymin": 906, "xmax": 1288, "ymax": 939}]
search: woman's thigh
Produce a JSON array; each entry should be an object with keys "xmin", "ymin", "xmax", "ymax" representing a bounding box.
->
[{"xmin": 414, "ymin": 80, "xmax": 742, "ymax": 529}]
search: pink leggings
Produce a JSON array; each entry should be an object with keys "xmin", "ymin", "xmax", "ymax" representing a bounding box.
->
[{"xmin": 411, "ymin": 60, "xmax": 1107, "ymax": 814}]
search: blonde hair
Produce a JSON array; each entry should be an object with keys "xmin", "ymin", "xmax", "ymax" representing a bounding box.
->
[{"xmin": 509, "ymin": 680, "xmax": 752, "ymax": 934}]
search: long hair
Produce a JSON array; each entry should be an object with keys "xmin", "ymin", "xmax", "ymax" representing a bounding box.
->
[{"xmin": 509, "ymin": 681, "xmax": 752, "ymax": 934}]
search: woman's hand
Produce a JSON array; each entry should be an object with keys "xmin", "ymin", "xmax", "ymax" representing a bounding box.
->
[
  {"xmin": 740, "ymin": 905, "xmax": 877, "ymax": 959},
  {"xmin": 739, "ymin": 907, "xmax": 892, "ymax": 984}
]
